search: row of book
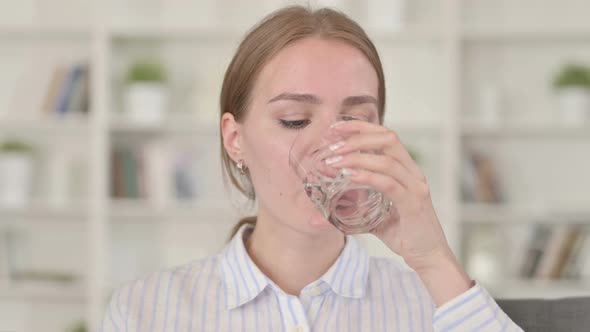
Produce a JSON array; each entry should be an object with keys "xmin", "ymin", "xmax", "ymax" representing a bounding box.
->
[
  {"xmin": 41, "ymin": 63, "xmax": 91, "ymax": 116},
  {"xmin": 520, "ymin": 224, "xmax": 589, "ymax": 279},
  {"xmin": 110, "ymin": 143, "xmax": 196, "ymax": 204}
]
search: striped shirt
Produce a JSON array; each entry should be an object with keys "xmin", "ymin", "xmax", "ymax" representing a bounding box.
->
[{"xmin": 101, "ymin": 224, "xmax": 523, "ymax": 331}]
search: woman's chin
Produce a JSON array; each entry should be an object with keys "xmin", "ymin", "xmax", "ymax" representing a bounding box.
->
[{"xmin": 307, "ymin": 210, "xmax": 336, "ymax": 232}]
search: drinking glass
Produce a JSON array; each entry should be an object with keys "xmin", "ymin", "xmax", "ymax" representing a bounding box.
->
[{"xmin": 288, "ymin": 114, "xmax": 393, "ymax": 234}]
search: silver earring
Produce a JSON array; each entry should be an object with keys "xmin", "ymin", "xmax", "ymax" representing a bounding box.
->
[{"xmin": 237, "ymin": 159, "xmax": 246, "ymax": 175}]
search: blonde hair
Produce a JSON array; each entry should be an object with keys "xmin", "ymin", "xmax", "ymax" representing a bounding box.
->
[{"xmin": 220, "ymin": 5, "xmax": 386, "ymax": 239}]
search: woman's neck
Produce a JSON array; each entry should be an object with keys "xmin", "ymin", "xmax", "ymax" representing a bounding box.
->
[{"xmin": 245, "ymin": 211, "xmax": 345, "ymax": 296}]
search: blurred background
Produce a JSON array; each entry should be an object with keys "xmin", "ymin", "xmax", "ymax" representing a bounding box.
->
[{"xmin": 1, "ymin": 0, "xmax": 589, "ymax": 331}]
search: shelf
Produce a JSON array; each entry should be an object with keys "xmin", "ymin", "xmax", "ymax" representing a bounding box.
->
[
  {"xmin": 110, "ymin": 119, "xmax": 438, "ymax": 137},
  {"xmin": 384, "ymin": 121, "xmax": 441, "ymax": 136},
  {"xmin": 109, "ymin": 116, "xmax": 219, "ymax": 136},
  {"xmin": 486, "ymin": 278, "xmax": 590, "ymax": 299},
  {"xmin": 108, "ymin": 24, "xmax": 445, "ymax": 45},
  {"xmin": 0, "ymin": 281, "xmax": 86, "ymax": 302},
  {"xmin": 109, "ymin": 199, "xmax": 247, "ymax": 223},
  {"xmin": 1, "ymin": 3, "xmax": 589, "ymax": 330},
  {"xmin": 461, "ymin": 203, "xmax": 590, "ymax": 224},
  {"xmin": 368, "ymin": 27, "xmax": 442, "ymax": 44},
  {"xmin": 462, "ymin": 203, "xmax": 544, "ymax": 224},
  {"xmin": 462, "ymin": 26, "xmax": 590, "ymax": 42},
  {"xmin": 109, "ymin": 25, "xmax": 244, "ymax": 42},
  {"xmin": 0, "ymin": 24, "xmax": 91, "ymax": 40},
  {"xmin": 0, "ymin": 203, "xmax": 88, "ymax": 225},
  {"xmin": 461, "ymin": 121, "xmax": 590, "ymax": 138},
  {"xmin": 0, "ymin": 116, "xmax": 91, "ymax": 136}
]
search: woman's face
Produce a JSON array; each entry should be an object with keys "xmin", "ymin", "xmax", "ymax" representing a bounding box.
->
[{"xmin": 226, "ymin": 37, "xmax": 380, "ymax": 235}]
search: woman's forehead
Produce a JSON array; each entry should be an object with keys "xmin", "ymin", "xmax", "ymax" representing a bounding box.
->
[{"xmin": 254, "ymin": 37, "xmax": 379, "ymax": 102}]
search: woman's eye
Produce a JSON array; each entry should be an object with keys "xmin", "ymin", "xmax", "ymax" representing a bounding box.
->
[
  {"xmin": 342, "ymin": 115, "xmax": 360, "ymax": 121},
  {"xmin": 279, "ymin": 119, "xmax": 310, "ymax": 129}
]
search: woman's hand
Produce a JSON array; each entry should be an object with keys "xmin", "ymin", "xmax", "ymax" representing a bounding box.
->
[
  {"xmin": 327, "ymin": 120, "xmax": 445, "ymax": 268},
  {"xmin": 327, "ymin": 120, "xmax": 472, "ymax": 305}
]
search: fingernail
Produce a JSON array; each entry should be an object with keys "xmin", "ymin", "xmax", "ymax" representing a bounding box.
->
[
  {"xmin": 330, "ymin": 121, "xmax": 346, "ymax": 128},
  {"xmin": 324, "ymin": 155, "xmax": 343, "ymax": 165},
  {"xmin": 328, "ymin": 141, "xmax": 345, "ymax": 151},
  {"xmin": 341, "ymin": 168, "xmax": 358, "ymax": 177}
]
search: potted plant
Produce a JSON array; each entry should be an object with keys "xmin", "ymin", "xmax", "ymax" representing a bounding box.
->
[
  {"xmin": 124, "ymin": 58, "xmax": 168, "ymax": 125},
  {"xmin": 553, "ymin": 64, "xmax": 590, "ymax": 124},
  {"xmin": 66, "ymin": 321, "xmax": 87, "ymax": 332},
  {"xmin": 0, "ymin": 140, "xmax": 34, "ymax": 208},
  {"xmin": 407, "ymin": 146, "xmax": 421, "ymax": 165}
]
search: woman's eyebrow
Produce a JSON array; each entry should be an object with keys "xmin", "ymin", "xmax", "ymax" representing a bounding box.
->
[
  {"xmin": 342, "ymin": 95, "xmax": 378, "ymax": 107},
  {"xmin": 267, "ymin": 93, "xmax": 377, "ymax": 107},
  {"xmin": 268, "ymin": 93, "xmax": 322, "ymax": 104}
]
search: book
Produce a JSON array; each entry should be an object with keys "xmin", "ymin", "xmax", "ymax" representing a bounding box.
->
[
  {"xmin": 40, "ymin": 65, "xmax": 67, "ymax": 114},
  {"xmin": 0, "ymin": 231, "xmax": 9, "ymax": 283},
  {"xmin": 55, "ymin": 64, "xmax": 82, "ymax": 115},
  {"xmin": 40, "ymin": 62, "xmax": 91, "ymax": 116},
  {"xmin": 535, "ymin": 225, "xmax": 577, "ymax": 279},
  {"xmin": 143, "ymin": 142, "xmax": 173, "ymax": 207},
  {"xmin": 519, "ymin": 224, "xmax": 552, "ymax": 278},
  {"xmin": 109, "ymin": 143, "xmax": 198, "ymax": 205},
  {"xmin": 66, "ymin": 64, "xmax": 90, "ymax": 113},
  {"xmin": 472, "ymin": 152, "xmax": 503, "ymax": 203},
  {"xmin": 549, "ymin": 226, "xmax": 583, "ymax": 279},
  {"xmin": 461, "ymin": 153, "xmax": 477, "ymax": 202},
  {"xmin": 173, "ymin": 150, "xmax": 196, "ymax": 200},
  {"xmin": 562, "ymin": 228, "xmax": 589, "ymax": 279},
  {"xmin": 462, "ymin": 150, "xmax": 503, "ymax": 203}
]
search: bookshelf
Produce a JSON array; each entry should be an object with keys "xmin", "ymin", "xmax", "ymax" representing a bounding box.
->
[
  {"xmin": 0, "ymin": 1, "xmax": 589, "ymax": 331},
  {"xmin": 456, "ymin": 0, "xmax": 590, "ymax": 300}
]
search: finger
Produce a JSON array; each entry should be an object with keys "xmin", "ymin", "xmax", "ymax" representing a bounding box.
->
[
  {"xmin": 328, "ymin": 131, "xmax": 425, "ymax": 182},
  {"xmin": 324, "ymin": 152, "xmax": 413, "ymax": 189},
  {"xmin": 330, "ymin": 119, "xmax": 388, "ymax": 134},
  {"xmin": 340, "ymin": 167, "xmax": 407, "ymax": 203}
]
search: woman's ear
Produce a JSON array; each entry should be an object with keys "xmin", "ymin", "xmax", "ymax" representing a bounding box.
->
[{"xmin": 221, "ymin": 112, "xmax": 242, "ymax": 163}]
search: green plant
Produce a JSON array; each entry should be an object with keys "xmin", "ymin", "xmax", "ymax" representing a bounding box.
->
[
  {"xmin": 407, "ymin": 146, "xmax": 421, "ymax": 164},
  {"xmin": 66, "ymin": 321, "xmax": 86, "ymax": 332},
  {"xmin": 0, "ymin": 140, "xmax": 33, "ymax": 153},
  {"xmin": 126, "ymin": 59, "xmax": 167, "ymax": 83},
  {"xmin": 553, "ymin": 64, "xmax": 590, "ymax": 90}
]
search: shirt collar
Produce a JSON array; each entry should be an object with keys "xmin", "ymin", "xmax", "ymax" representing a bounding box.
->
[
  {"xmin": 218, "ymin": 224, "xmax": 269, "ymax": 310},
  {"xmin": 319, "ymin": 234, "xmax": 369, "ymax": 299},
  {"xmin": 218, "ymin": 224, "xmax": 370, "ymax": 310}
]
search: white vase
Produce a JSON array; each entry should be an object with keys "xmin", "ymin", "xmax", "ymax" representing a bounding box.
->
[
  {"xmin": 557, "ymin": 87, "xmax": 590, "ymax": 125},
  {"xmin": 124, "ymin": 83, "xmax": 168, "ymax": 125},
  {"xmin": 0, "ymin": 153, "xmax": 34, "ymax": 208},
  {"xmin": 465, "ymin": 226, "xmax": 504, "ymax": 286}
]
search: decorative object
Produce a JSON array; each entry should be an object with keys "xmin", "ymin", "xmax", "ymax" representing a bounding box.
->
[
  {"xmin": 236, "ymin": 159, "xmax": 246, "ymax": 175},
  {"xmin": 66, "ymin": 320, "xmax": 87, "ymax": 332},
  {"xmin": 0, "ymin": 141, "xmax": 34, "ymax": 208},
  {"xmin": 553, "ymin": 64, "xmax": 590, "ymax": 124},
  {"xmin": 124, "ymin": 59, "xmax": 168, "ymax": 125},
  {"xmin": 464, "ymin": 224, "xmax": 505, "ymax": 286}
]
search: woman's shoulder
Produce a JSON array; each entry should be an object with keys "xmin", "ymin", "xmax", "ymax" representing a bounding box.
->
[
  {"xmin": 102, "ymin": 255, "xmax": 223, "ymax": 328},
  {"xmin": 368, "ymin": 255, "xmax": 417, "ymax": 276},
  {"xmin": 367, "ymin": 256, "xmax": 433, "ymax": 304},
  {"xmin": 107, "ymin": 254, "xmax": 221, "ymax": 307}
]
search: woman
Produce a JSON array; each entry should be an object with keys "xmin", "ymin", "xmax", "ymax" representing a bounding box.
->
[{"xmin": 102, "ymin": 6, "xmax": 522, "ymax": 332}]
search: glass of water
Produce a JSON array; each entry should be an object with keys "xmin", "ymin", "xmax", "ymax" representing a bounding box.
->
[{"xmin": 288, "ymin": 114, "xmax": 393, "ymax": 234}]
